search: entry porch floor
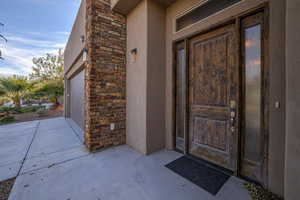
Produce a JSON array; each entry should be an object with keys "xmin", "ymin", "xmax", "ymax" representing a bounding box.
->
[{"xmin": 0, "ymin": 118, "xmax": 251, "ymax": 200}]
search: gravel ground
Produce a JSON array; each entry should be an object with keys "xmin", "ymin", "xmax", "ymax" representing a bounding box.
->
[
  {"xmin": 13, "ymin": 106, "xmax": 63, "ymax": 123},
  {"xmin": 0, "ymin": 178, "xmax": 15, "ymax": 200},
  {"xmin": 244, "ymin": 182, "xmax": 283, "ymax": 200}
]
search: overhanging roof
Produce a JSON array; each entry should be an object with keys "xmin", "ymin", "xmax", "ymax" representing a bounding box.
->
[{"xmin": 111, "ymin": 0, "xmax": 176, "ymax": 15}]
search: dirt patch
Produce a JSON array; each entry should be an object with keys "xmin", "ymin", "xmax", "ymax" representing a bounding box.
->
[
  {"xmin": 12, "ymin": 106, "xmax": 63, "ymax": 123},
  {"xmin": 0, "ymin": 178, "xmax": 16, "ymax": 200}
]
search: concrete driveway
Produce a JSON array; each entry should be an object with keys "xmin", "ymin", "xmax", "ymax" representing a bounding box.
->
[
  {"xmin": 0, "ymin": 118, "xmax": 251, "ymax": 200},
  {"xmin": 0, "ymin": 118, "xmax": 87, "ymax": 182}
]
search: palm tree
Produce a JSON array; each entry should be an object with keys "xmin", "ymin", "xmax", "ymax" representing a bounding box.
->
[
  {"xmin": 0, "ymin": 76, "xmax": 32, "ymax": 108},
  {"xmin": 32, "ymin": 79, "xmax": 64, "ymax": 106}
]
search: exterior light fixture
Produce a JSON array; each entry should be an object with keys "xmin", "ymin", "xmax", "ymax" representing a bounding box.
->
[
  {"xmin": 83, "ymin": 48, "xmax": 88, "ymax": 62},
  {"xmin": 80, "ymin": 35, "xmax": 85, "ymax": 43},
  {"xmin": 130, "ymin": 48, "xmax": 137, "ymax": 64}
]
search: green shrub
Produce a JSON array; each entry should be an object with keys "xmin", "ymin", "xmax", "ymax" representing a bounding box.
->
[
  {"xmin": 0, "ymin": 116, "xmax": 15, "ymax": 125},
  {"xmin": 11, "ymin": 108, "xmax": 22, "ymax": 114},
  {"xmin": 20, "ymin": 106, "xmax": 45, "ymax": 113},
  {"xmin": 0, "ymin": 106, "xmax": 22, "ymax": 114},
  {"xmin": 0, "ymin": 105, "xmax": 45, "ymax": 114},
  {"xmin": 0, "ymin": 107, "xmax": 15, "ymax": 114}
]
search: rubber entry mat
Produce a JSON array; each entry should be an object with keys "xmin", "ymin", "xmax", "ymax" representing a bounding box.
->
[{"xmin": 166, "ymin": 156, "xmax": 231, "ymax": 195}]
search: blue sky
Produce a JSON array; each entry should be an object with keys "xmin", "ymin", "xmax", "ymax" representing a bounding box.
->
[{"xmin": 0, "ymin": 0, "xmax": 81, "ymax": 76}]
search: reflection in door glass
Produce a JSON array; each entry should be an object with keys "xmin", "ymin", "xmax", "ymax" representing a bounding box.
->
[
  {"xmin": 176, "ymin": 47, "xmax": 186, "ymax": 151},
  {"xmin": 244, "ymin": 25, "xmax": 262, "ymax": 162}
]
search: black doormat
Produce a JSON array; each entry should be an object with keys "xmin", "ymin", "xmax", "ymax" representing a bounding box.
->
[{"xmin": 165, "ymin": 156, "xmax": 231, "ymax": 195}]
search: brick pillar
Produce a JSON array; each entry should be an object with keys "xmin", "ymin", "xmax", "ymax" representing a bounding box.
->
[{"xmin": 85, "ymin": 0, "xmax": 126, "ymax": 151}]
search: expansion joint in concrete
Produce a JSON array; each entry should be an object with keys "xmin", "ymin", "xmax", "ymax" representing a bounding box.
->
[{"xmin": 17, "ymin": 122, "xmax": 40, "ymax": 177}]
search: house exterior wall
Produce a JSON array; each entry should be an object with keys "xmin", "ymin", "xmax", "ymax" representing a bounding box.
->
[
  {"xmin": 64, "ymin": 0, "xmax": 299, "ymax": 198},
  {"xmin": 64, "ymin": 0, "xmax": 86, "ymax": 126},
  {"xmin": 84, "ymin": 0, "xmax": 127, "ymax": 151},
  {"xmin": 268, "ymin": 0, "xmax": 286, "ymax": 195},
  {"xmin": 126, "ymin": 0, "xmax": 148, "ymax": 154},
  {"xmin": 146, "ymin": 0, "xmax": 166, "ymax": 154},
  {"xmin": 126, "ymin": 0, "xmax": 166, "ymax": 155},
  {"xmin": 165, "ymin": 0, "xmax": 286, "ymax": 196},
  {"xmin": 285, "ymin": 0, "xmax": 300, "ymax": 199},
  {"xmin": 64, "ymin": 0, "xmax": 86, "ymax": 74}
]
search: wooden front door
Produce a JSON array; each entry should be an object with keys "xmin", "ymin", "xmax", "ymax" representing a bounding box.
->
[{"xmin": 188, "ymin": 24, "xmax": 239, "ymax": 171}]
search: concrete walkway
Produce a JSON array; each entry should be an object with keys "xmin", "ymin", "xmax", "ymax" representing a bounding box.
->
[
  {"xmin": 0, "ymin": 117, "xmax": 87, "ymax": 183},
  {"xmin": 0, "ymin": 118, "xmax": 251, "ymax": 200}
]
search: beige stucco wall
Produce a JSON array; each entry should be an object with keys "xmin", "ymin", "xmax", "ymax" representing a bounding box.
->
[
  {"xmin": 112, "ymin": 0, "xmax": 141, "ymax": 14},
  {"xmin": 64, "ymin": 0, "xmax": 86, "ymax": 129},
  {"xmin": 126, "ymin": 0, "xmax": 148, "ymax": 154},
  {"xmin": 268, "ymin": 0, "xmax": 286, "ymax": 196},
  {"xmin": 285, "ymin": 0, "xmax": 300, "ymax": 199},
  {"xmin": 126, "ymin": 0, "xmax": 166, "ymax": 155},
  {"xmin": 146, "ymin": 0, "xmax": 166, "ymax": 154},
  {"xmin": 165, "ymin": 0, "xmax": 286, "ymax": 196},
  {"xmin": 64, "ymin": 0, "xmax": 86, "ymax": 74}
]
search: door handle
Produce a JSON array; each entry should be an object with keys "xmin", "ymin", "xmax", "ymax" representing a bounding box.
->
[
  {"xmin": 230, "ymin": 111, "xmax": 236, "ymax": 133},
  {"xmin": 230, "ymin": 111, "xmax": 236, "ymax": 126},
  {"xmin": 230, "ymin": 100, "xmax": 236, "ymax": 133}
]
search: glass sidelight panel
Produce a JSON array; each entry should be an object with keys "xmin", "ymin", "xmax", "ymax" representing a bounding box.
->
[
  {"xmin": 244, "ymin": 25, "xmax": 262, "ymax": 163},
  {"xmin": 240, "ymin": 12, "xmax": 266, "ymax": 185},
  {"xmin": 175, "ymin": 43, "xmax": 186, "ymax": 152}
]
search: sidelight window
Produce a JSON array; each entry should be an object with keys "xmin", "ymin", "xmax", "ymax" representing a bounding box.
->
[
  {"xmin": 175, "ymin": 42, "xmax": 187, "ymax": 152},
  {"xmin": 244, "ymin": 24, "xmax": 262, "ymax": 163}
]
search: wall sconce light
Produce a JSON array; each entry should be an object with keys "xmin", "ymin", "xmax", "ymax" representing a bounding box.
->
[
  {"xmin": 80, "ymin": 35, "xmax": 85, "ymax": 43},
  {"xmin": 130, "ymin": 48, "xmax": 137, "ymax": 63},
  {"xmin": 83, "ymin": 48, "xmax": 88, "ymax": 62}
]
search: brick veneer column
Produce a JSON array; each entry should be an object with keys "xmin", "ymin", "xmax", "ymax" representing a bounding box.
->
[{"xmin": 85, "ymin": 0, "xmax": 126, "ymax": 151}]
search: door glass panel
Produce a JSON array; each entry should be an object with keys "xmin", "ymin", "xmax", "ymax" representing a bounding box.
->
[
  {"xmin": 176, "ymin": 46, "xmax": 186, "ymax": 151},
  {"xmin": 244, "ymin": 25, "xmax": 262, "ymax": 162}
]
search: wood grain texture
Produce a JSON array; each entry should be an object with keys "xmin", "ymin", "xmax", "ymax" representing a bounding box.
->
[
  {"xmin": 192, "ymin": 34, "xmax": 228, "ymax": 107},
  {"xmin": 173, "ymin": 4, "xmax": 269, "ymax": 186},
  {"xmin": 192, "ymin": 117, "xmax": 227, "ymax": 151},
  {"xmin": 188, "ymin": 23, "xmax": 239, "ymax": 171}
]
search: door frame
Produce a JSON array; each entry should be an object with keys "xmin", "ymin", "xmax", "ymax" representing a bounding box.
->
[{"xmin": 172, "ymin": 3, "xmax": 269, "ymax": 186}]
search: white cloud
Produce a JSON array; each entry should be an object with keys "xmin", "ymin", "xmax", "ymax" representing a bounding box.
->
[
  {"xmin": 54, "ymin": 31, "xmax": 70, "ymax": 36},
  {"xmin": 0, "ymin": 35, "xmax": 65, "ymax": 76},
  {"xmin": 20, "ymin": 31, "xmax": 46, "ymax": 37},
  {"xmin": 0, "ymin": 66, "xmax": 23, "ymax": 76},
  {"xmin": 6, "ymin": 36, "xmax": 66, "ymax": 49},
  {"xmin": 20, "ymin": 31, "xmax": 70, "ymax": 38}
]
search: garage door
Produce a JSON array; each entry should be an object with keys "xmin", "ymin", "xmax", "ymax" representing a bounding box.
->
[{"xmin": 70, "ymin": 69, "xmax": 85, "ymax": 130}]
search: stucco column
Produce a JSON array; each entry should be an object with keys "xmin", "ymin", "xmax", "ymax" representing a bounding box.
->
[
  {"xmin": 126, "ymin": 0, "xmax": 166, "ymax": 155},
  {"xmin": 285, "ymin": 0, "xmax": 300, "ymax": 199}
]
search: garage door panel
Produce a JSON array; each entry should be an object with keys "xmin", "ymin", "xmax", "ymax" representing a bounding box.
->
[{"xmin": 70, "ymin": 69, "xmax": 85, "ymax": 130}]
